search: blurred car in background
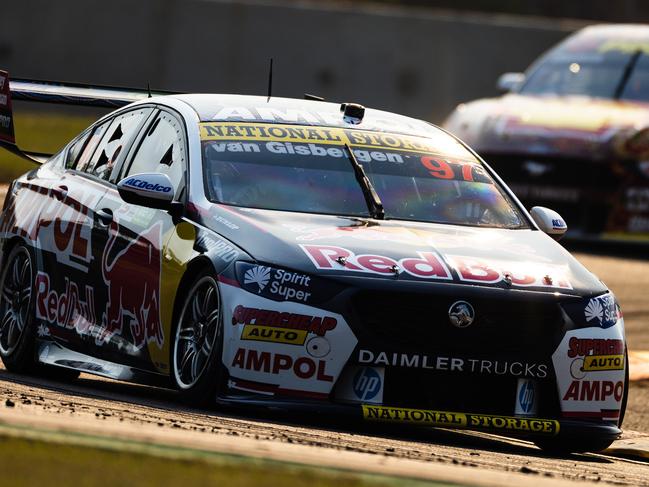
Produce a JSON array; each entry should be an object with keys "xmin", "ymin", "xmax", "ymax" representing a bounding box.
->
[{"xmin": 444, "ymin": 24, "xmax": 649, "ymax": 242}]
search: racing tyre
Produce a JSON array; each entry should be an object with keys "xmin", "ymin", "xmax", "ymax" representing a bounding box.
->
[
  {"xmin": 172, "ymin": 272, "xmax": 224, "ymax": 405},
  {"xmin": 0, "ymin": 245, "xmax": 37, "ymax": 372}
]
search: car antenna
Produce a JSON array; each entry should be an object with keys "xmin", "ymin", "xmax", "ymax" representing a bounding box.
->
[
  {"xmin": 147, "ymin": 82, "xmax": 152, "ymax": 98},
  {"xmin": 267, "ymin": 58, "xmax": 273, "ymax": 103}
]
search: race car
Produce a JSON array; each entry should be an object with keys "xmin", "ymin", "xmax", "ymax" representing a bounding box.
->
[
  {"xmin": 444, "ymin": 24, "xmax": 649, "ymax": 242},
  {"xmin": 0, "ymin": 70, "xmax": 627, "ymax": 453}
]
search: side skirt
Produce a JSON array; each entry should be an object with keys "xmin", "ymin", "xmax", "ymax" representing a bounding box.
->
[{"xmin": 35, "ymin": 340, "xmax": 170, "ymax": 388}]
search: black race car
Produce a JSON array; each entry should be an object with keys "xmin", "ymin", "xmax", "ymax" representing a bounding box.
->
[{"xmin": 0, "ymin": 71, "xmax": 627, "ymax": 453}]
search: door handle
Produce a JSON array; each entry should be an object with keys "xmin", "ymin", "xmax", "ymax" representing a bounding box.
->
[
  {"xmin": 97, "ymin": 208, "xmax": 114, "ymax": 226},
  {"xmin": 52, "ymin": 185, "xmax": 68, "ymax": 201}
]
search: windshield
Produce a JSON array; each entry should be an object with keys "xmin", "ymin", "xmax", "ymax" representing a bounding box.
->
[
  {"xmin": 200, "ymin": 122, "xmax": 528, "ymax": 229},
  {"xmin": 520, "ymin": 32, "xmax": 649, "ymax": 102}
]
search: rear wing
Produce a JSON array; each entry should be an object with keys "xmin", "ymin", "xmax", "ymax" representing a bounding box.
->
[{"xmin": 0, "ymin": 70, "xmax": 179, "ymax": 164}]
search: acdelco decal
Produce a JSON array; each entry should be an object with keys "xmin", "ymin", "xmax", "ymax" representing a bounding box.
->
[
  {"xmin": 300, "ymin": 245, "xmax": 451, "ymax": 280},
  {"xmin": 123, "ymin": 178, "xmax": 172, "ymax": 193},
  {"xmin": 241, "ymin": 324, "xmax": 308, "ymax": 345},
  {"xmin": 232, "ymin": 305, "xmax": 337, "ymax": 336},
  {"xmin": 231, "ymin": 348, "xmax": 333, "ymax": 382},
  {"xmin": 362, "ymin": 406, "xmax": 559, "ymax": 435}
]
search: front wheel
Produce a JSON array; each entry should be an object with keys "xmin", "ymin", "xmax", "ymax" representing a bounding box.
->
[
  {"xmin": 0, "ymin": 244, "xmax": 36, "ymax": 372},
  {"xmin": 171, "ymin": 273, "xmax": 224, "ymax": 405}
]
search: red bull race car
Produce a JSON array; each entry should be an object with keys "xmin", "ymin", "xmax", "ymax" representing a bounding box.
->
[
  {"xmin": 444, "ymin": 24, "xmax": 649, "ymax": 243},
  {"xmin": 0, "ymin": 70, "xmax": 628, "ymax": 453}
]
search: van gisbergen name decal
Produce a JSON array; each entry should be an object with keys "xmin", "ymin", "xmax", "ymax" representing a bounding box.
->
[
  {"xmin": 362, "ymin": 405, "xmax": 559, "ymax": 435},
  {"xmin": 300, "ymin": 244, "xmax": 572, "ymax": 289}
]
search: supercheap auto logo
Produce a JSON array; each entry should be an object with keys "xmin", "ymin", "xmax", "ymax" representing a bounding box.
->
[
  {"xmin": 232, "ymin": 304, "xmax": 337, "ymax": 346},
  {"xmin": 362, "ymin": 406, "xmax": 559, "ymax": 435}
]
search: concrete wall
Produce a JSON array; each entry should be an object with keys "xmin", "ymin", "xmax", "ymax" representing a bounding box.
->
[{"xmin": 0, "ymin": 0, "xmax": 587, "ymax": 122}]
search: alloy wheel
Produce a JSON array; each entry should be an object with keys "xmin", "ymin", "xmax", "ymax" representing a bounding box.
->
[
  {"xmin": 0, "ymin": 247, "xmax": 33, "ymax": 356},
  {"xmin": 173, "ymin": 276, "xmax": 220, "ymax": 389}
]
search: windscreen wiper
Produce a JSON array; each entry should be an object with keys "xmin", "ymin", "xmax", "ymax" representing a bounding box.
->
[
  {"xmin": 614, "ymin": 49, "xmax": 642, "ymax": 99},
  {"xmin": 344, "ymin": 144, "xmax": 385, "ymax": 219}
]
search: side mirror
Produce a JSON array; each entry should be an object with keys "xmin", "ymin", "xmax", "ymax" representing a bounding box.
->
[
  {"xmin": 530, "ymin": 206, "xmax": 567, "ymax": 240},
  {"xmin": 497, "ymin": 72, "xmax": 525, "ymax": 92},
  {"xmin": 117, "ymin": 173, "xmax": 175, "ymax": 210}
]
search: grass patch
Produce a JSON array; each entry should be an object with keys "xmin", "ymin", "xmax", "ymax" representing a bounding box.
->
[
  {"xmin": 0, "ymin": 110, "xmax": 97, "ymax": 182},
  {"xmin": 0, "ymin": 425, "xmax": 458, "ymax": 487}
]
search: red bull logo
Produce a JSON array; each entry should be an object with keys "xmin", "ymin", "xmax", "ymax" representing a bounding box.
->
[{"xmin": 100, "ymin": 219, "xmax": 164, "ymax": 349}]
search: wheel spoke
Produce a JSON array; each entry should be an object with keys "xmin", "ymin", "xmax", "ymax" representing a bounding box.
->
[
  {"xmin": 205, "ymin": 308, "xmax": 219, "ymax": 327},
  {"xmin": 191, "ymin": 294, "xmax": 202, "ymax": 323},
  {"xmin": 19, "ymin": 259, "xmax": 30, "ymax": 287},
  {"xmin": 11, "ymin": 258, "xmax": 21, "ymax": 287},
  {"xmin": 3, "ymin": 314, "xmax": 17, "ymax": 347},
  {"xmin": 191, "ymin": 349, "xmax": 201, "ymax": 379},
  {"xmin": 1, "ymin": 286, "xmax": 13, "ymax": 303},
  {"xmin": 177, "ymin": 327, "xmax": 195, "ymax": 341},
  {"xmin": 1, "ymin": 309, "xmax": 13, "ymax": 331},
  {"xmin": 201, "ymin": 338, "xmax": 212, "ymax": 357},
  {"xmin": 179, "ymin": 345, "xmax": 196, "ymax": 378},
  {"xmin": 201, "ymin": 286, "xmax": 214, "ymax": 315}
]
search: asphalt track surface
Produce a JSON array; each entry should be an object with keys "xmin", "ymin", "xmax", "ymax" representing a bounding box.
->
[{"xmin": 1, "ymin": 253, "xmax": 649, "ymax": 486}]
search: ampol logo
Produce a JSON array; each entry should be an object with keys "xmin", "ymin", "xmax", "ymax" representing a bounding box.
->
[{"xmin": 353, "ymin": 367, "xmax": 383, "ymax": 401}]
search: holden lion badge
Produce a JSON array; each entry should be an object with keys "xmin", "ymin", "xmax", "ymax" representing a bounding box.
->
[{"xmin": 448, "ymin": 301, "xmax": 475, "ymax": 328}]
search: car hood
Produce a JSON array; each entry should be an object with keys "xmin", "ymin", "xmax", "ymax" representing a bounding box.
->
[
  {"xmin": 203, "ymin": 205, "xmax": 606, "ymax": 297},
  {"xmin": 444, "ymin": 93, "xmax": 649, "ymax": 160}
]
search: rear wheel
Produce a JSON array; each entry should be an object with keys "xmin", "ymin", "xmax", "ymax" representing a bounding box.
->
[
  {"xmin": 0, "ymin": 245, "xmax": 37, "ymax": 372},
  {"xmin": 171, "ymin": 273, "xmax": 224, "ymax": 405}
]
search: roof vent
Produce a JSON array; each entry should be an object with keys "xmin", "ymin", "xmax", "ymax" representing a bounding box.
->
[{"xmin": 340, "ymin": 103, "xmax": 365, "ymax": 125}]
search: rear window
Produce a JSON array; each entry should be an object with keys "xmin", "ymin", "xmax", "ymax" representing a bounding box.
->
[{"xmin": 200, "ymin": 122, "xmax": 528, "ymax": 229}]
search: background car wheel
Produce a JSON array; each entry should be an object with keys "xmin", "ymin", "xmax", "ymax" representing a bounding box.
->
[
  {"xmin": 0, "ymin": 244, "xmax": 37, "ymax": 373},
  {"xmin": 171, "ymin": 272, "xmax": 224, "ymax": 405}
]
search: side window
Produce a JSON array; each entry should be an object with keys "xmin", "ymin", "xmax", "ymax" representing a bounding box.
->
[
  {"xmin": 64, "ymin": 130, "xmax": 91, "ymax": 169},
  {"xmin": 84, "ymin": 108, "xmax": 152, "ymax": 180},
  {"xmin": 124, "ymin": 111, "xmax": 186, "ymax": 199},
  {"xmin": 75, "ymin": 122, "xmax": 109, "ymax": 172}
]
